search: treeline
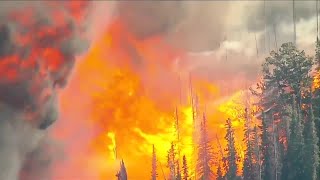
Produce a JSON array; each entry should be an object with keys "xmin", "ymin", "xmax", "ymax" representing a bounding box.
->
[
  {"xmin": 248, "ymin": 42, "xmax": 319, "ymax": 180},
  {"xmin": 150, "ymin": 41, "xmax": 320, "ymax": 180}
]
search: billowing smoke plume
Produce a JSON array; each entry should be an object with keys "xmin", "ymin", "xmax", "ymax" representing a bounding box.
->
[
  {"xmin": 0, "ymin": 1, "xmax": 89, "ymax": 128},
  {"xmin": 117, "ymin": 1, "xmax": 231, "ymax": 52},
  {"xmin": 114, "ymin": 1, "xmax": 266, "ymax": 88},
  {"xmin": 113, "ymin": 1, "xmax": 319, "ymax": 78},
  {"xmin": 0, "ymin": 1, "xmax": 89, "ymax": 179},
  {"xmin": 45, "ymin": 2, "xmax": 320, "ymax": 179},
  {"xmin": 2, "ymin": 1, "xmax": 317, "ymax": 179}
]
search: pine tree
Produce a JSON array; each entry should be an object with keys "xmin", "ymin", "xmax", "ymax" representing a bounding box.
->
[
  {"xmin": 287, "ymin": 97, "xmax": 305, "ymax": 180},
  {"xmin": 315, "ymin": 39, "xmax": 320, "ymax": 65},
  {"xmin": 243, "ymin": 108, "xmax": 254, "ymax": 180},
  {"xmin": 256, "ymin": 42, "xmax": 313, "ymax": 125},
  {"xmin": 176, "ymin": 163, "xmax": 182, "ymax": 180},
  {"xmin": 271, "ymin": 115, "xmax": 281, "ymax": 180},
  {"xmin": 217, "ymin": 162, "xmax": 224, "ymax": 180},
  {"xmin": 261, "ymin": 42, "xmax": 313, "ymax": 143},
  {"xmin": 116, "ymin": 159, "xmax": 127, "ymax": 180},
  {"xmin": 313, "ymin": 38, "xmax": 320, "ymax": 179},
  {"xmin": 225, "ymin": 118, "xmax": 238, "ymax": 180},
  {"xmin": 303, "ymin": 104, "xmax": 319, "ymax": 180},
  {"xmin": 253, "ymin": 125, "xmax": 262, "ymax": 180},
  {"xmin": 260, "ymin": 111, "xmax": 273, "ymax": 180},
  {"xmin": 151, "ymin": 145, "xmax": 158, "ymax": 180},
  {"xmin": 167, "ymin": 142, "xmax": 176, "ymax": 180},
  {"xmin": 197, "ymin": 113, "xmax": 214, "ymax": 180},
  {"xmin": 182, "ymin": 155, "xmax": 188, "ymax": 180},
  {"xmin": 280, "ymin": 138, "xmax": 289, "ymax": 180},
  {"xmin": 253, "ymin": 42, "xmax": 314, "ymax": 180}
]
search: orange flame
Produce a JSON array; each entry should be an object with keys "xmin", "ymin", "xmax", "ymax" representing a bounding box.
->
[{"xmin": 55, "ymin": 17, "xmax": 250, "ymax": 179}]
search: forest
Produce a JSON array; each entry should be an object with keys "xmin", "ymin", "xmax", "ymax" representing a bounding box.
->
[
  {"xmin": 115, "ymin": 34, "xmax": 320, "ymax": 180},
  {"xmin": 107, "ymin": 1, "xmax": 320, "ymax": 179},
  {"xmin": 0, "ymin": 1, "xmax": 319, "ymax": 180}
]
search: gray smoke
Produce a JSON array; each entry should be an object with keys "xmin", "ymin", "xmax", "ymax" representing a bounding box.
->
[
  {"xmin": 247, "ymin": 1, "xmax": 316, "ymax": 32},
  {"xmin": 0, "ymin": 1, "xmax": 316, "ymax": 179},
  {"xmin": 117, "ymin": 1, "xmax": 231, "ymax": 52},
  {"xmin": 245, "ymin": 1, "xmax": 318, "ymax": 55},
  {"xmin": 0, "ymin": 105, "xmax": 45, "ymax": 180},
  {"xmin": 0, "ymin": 1, "xmax": 89, "ymax": 179},
  {"xmin": 105, "ymin": 1, "xmax": 262, "ymax": 99}
]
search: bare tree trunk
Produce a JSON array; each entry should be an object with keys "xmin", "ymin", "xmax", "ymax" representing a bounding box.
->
[
  {"xmin": 255, "ymin": 125, "xmax": 262, "ymax": 180},
  {"xmin": 255, "ymin": 33, "xmax": 259, "ymax": 58},
  {"xmin": 158, "ymin": 160, "xmax": 167, "ymax": 180},
  {"xmin": 273, "ymin": 23, "xmax": 278, "ymax": 52},
  {"xmin": 293, "ymin": 0, "xmax": 296, "ymax": 46},
  {"xmin": 264, "ymin": 0, "xmax": 266, "ymax": 53},
  {"xmin": 189, "ymin": 74, "xmax": 197, "ymax": 180},
  {"xmin": 225, "ymin": 35, "xmax": 228, "ymax": 61},
  {"xmin": 268, "ymin": 25, "xmax": 271, "ymax": 53},
  {"xmin": 317, "ymin": 0, "xmax": 319, "ymax": 41},
  {"xmin": 273, "ymin": 118, "xmax": 278, "ymax": 180}
]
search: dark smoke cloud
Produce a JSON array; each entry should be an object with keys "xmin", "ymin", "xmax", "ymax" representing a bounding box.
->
[
  {"xmin": 0, "ymin": 1, "xmax": 89, "ymax": 179},
  {"xmin": 0, "ymin": 1, "xmax": 88, "ymax": 128},
  {"xmin": 117, "ymin": 1, "xmax": 184, "ymax": 39}
]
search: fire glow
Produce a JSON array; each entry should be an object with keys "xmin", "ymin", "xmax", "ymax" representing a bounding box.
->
[
  {"xmin": 53, "ymin": 16, "xmax": 249, "ymax": 179},
  {"xmin": 1, "ymin": 1, "xmax": 319, "ymax": 180}
]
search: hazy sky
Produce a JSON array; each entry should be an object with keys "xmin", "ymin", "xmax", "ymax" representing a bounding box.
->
[
  {"xmin": 108, "ymin": 0, "xmax": 320, "ymax": 94},
  {"xmin": 115, "ymin": 1, "xmax": 318, "ymax": 53}
]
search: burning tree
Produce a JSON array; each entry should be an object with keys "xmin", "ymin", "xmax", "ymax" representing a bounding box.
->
[
  {"xmin": 252, "ymin": 42, "xmax": 314, "ymax": 180},
  {"xmin": 243, "ymin": 106, "xmax": 262, "ymax": 180},
  {"xmin": 253, "ymin": 125, "xmax": 262, "ymax": 180},
  {"xmin": 259, "ymin": 111, "xmax": 274, "ymax": 180},
  {"xmin": 196, "ymin": 113, "xmax": 214, "ymax": 180},
  {"xmin": 243, "ymin": 108, "xmax": 254, "ymax": 180},
  {"xmin": 182, "ymin": 155, "xmax": 189, "ymax": 180},
  {"xmin": 216, "ymin": 163, "xmax": 224, "ymax": 180},
  {"xmin": 313, "ymin": 38, "xmax": 320, "ymax": 178},
  {"xmin": 224, "ymin": 118, "xmax": 239, "ymax": 180},
  {"xmin": 151, "ymin": 145, "xmax": 158, "ymax": 180},
  {"xmin": 167, "ymin": 142, "xmax": 177, "ymax": 180}
]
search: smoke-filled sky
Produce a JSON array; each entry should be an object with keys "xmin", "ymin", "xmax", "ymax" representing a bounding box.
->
[
  {"xmin": 115, "ymin": 1, "xmax": 318, "ymax": 49},
  {"xmin": 112, "ymin": 0, "xmax": 319, "ymax": 93},
  {"xmin": 83, "ymin": 1, "xmax": 319, "ymax": 77},
  {"xmin": 0, "ymin": 1, "xmax": 319, "ymax": 180}
]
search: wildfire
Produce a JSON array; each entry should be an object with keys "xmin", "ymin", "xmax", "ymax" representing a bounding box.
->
[
  {"xmin": 4, "ymin": 2, "xmax": 318, "ymax": 180},
  {"xmin": 55, "ymin": 10, "xmax": 249, "ymax": 180},
  {"xmin": 313, "ymin": 71, "xmax": 320, "ymax": 90},
  {"xmin": 107, "ymin": 132, "xmax": 117, "ymax": 160}
]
